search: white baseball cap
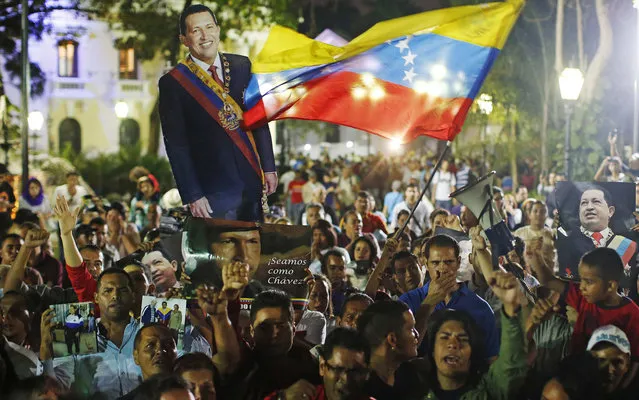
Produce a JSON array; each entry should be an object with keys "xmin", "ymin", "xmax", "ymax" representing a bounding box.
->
[{"xmin": 586, "ymin": 325, "xmax": 631, "ymax": 355}]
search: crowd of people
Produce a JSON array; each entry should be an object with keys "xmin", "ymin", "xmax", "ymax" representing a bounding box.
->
[{"xmin": 0, "ymin": 141, "xmax": 638, "ymax": 400}]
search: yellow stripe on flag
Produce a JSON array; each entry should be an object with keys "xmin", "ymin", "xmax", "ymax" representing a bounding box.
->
[{"xmin": 252, "ymin": 0, "xmax": 524, "ymax": 74}]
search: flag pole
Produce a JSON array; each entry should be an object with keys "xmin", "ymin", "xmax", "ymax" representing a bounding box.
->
[{"xmin": 396, "ymin": 140, "xmax": 451, "ymax": 238}]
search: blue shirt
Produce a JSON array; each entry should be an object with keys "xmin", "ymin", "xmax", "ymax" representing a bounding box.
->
[
  {"xmin": 383, "ymin": 192, "xmax": 403, "ymax": 223},
  {"xmin": 46, "ymin": 319, "xmax": 142, "ymax": 400},
  {"xmin": 46, "ymin": 318, "xmax": 211, "ymax": 399},
  {"xmin": 399, "ymin": 282, "xmax": 499, "ymax": 358}
]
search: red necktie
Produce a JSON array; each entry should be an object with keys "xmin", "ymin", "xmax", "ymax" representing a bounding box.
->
[
  {"xmin": 208, "ymin": 65, "xmax": 224, "ymax": 87},
  {"xmin": 592, "ymin": 231, "xmax": 604, "ymax": 247}
]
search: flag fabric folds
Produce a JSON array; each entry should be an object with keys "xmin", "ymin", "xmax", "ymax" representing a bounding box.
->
[{"xmin": 243, "ymin": 0, "xmax": 524, "ymax": 143}]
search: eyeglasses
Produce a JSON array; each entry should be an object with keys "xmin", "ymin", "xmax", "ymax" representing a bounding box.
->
[{"xmin": 325, "ymin": 362, "xmax": 369, "ymax": 378}]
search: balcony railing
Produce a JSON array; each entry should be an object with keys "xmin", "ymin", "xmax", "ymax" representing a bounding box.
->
[
  {"xmin": 50, "ymin": 77, "xmax": 92, "ymax": 98},
  {"xmin": 113, "ymin": 79, "xmax": 149, "ymax": 99}
]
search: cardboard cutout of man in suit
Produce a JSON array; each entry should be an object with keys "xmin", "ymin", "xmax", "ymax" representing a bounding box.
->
[
  {"xmin": 558, "ymin": 186, "xmax": 637, "ymax": 288},
  {"xmin": 159, "ymin": 5, "xmax": 278, "ymax": 222}
]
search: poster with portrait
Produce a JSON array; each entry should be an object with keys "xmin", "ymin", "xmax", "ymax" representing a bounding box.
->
[
  {"xmin": 140, "ymin": 296, "xmax": 188, "ymax": 350},
  {"xmin": 158, "ymin": 217, "xmax": 312, "ymax": 311},
  {"xmin": 48, "ymin": 302, "xmax": 98, "ymax": 358},
  {"xmin": 555, "ymin": 181, "xmax": 638, "ymax": 291}
]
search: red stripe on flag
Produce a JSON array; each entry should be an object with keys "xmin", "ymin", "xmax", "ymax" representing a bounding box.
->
[{"xmin": 244, "ymin": 71, "xmax": 474, "ymax": 142}]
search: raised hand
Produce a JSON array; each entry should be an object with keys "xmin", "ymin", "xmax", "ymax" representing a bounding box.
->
[
  {"xmin": 469, "ymin": 226, "xmax": 487, "ymax": 251},
  {"xmin": 489, "ymin": 271, "xmax": 520, "ymax": 316},
  {"xmin": 24, "ymin": 228, "xmax": 50, "ymax": 249},
  {"xmin": 443, "ymin": 215, "xmax": 463, "ymax": 232},
  {"xmin": 608, "ymin": 132, "xmax": 618, "ymax": 145},
  {"xmin": 632, "ymin": 212, "xmax": 639, "ymax": 233},
  {"xmin": 137, "ymin": 241, "xmax": 155, "ymax": 254},
  {"xmin": 196, "ymin": 284, "xmax": 228, "ymax": 318},
  {"xmin": 221, "ymin": 261, "xmax": 250, "ymax": 300},
  {"xmin": 525, "ymin": 291, "xmax": 560, "ymax": 340},
  {"xmin": 424, "ymin": 270, "xmax": 457, "ymax": 306},
  {"xmin": 40, "ymin": 308, "xmax": 55, "ymax": 360},
  {"xmin": 53, "ymin": 195, "xmax": 81, "ymax": 235},
  {"xmin": 383, "ymin": 237, "xmax": 399, "ymax": 256}
]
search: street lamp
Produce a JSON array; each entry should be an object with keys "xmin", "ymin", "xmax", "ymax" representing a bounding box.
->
[
  {"xmin": 114, "ymin": 101, "xmax": 129, "ymax": 119},
  {"xmin": 477, "ymin": 94, "xmax": 493, "ymax": 175},
  {"xmin": 559, "ymin": 67, "xmax": 585, "ymax": 180},
  {"xmin": 28, "ymin": 111, "xmax": 44, "ymax": 132},
  {"xmin": 28, "ymin": 111, "xmax": 44, "ymax": 163}
]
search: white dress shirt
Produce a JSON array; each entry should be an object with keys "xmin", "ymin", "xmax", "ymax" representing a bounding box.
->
[{"xmin": 190, "ymin": 53, "xmax": 223, "ymax": 82}]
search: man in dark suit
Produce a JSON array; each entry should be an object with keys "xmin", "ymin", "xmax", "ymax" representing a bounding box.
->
[
  {"xmin": 159, "ymin": 4, "xmax": 277, "ymax": 222},
  {"xmin": 558, "ymin": 186, "xmax": 637, "ymax": 290}
]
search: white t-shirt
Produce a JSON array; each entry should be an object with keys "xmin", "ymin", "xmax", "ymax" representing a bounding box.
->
[
  {"xmin": 432, "ymin": 171, "xmax": 456, "ymax": 201},
  {"xmin": 53, "ymin": 184, "xmax": 88, "ymax": 210}
]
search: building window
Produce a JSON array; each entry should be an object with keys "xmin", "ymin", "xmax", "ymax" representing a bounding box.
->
[
  {"xmin": 59, "ymin": 118, "xmax": 81, "ymax": 153},
  {"xmin": 58, "ymin": 40, "xmax": 78, "ymax": 77},
  {"xmin": 119, "ymin": 48, "xmax": 138, "ymax": 80},
  {"xmin": 119, "ymin": 118, "xmax": 140, "ymax": 147}
]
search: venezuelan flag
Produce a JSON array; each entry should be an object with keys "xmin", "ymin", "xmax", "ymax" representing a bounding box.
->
[{"xmin": 244, "ymin": 0, "xmax": 524, "ymax": 142}]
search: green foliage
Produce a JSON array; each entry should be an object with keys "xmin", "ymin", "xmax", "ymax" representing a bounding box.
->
[
  {"xmin": 54, "ymin": 143, "xmax": 175, "ymax": 197},
  {"xmin": 0, "ymin": 1, "xmax": 83, "ymax": 97},
  {"xmin": 89, "ymin": 0, "xmax": 297, "ymax": 63}
]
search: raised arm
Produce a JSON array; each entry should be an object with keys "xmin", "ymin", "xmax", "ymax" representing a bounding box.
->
[
  {"xmin": 479, "ymin": 271, "xmax": 528, "ymax": 399},
  {"xmin": 524, "ymin": 237, "xmax": 566, "ymax": 294},
  {"xmin": 4, "ymin": 229, "xmax": 50, "ymax": 292},
  {"xmin": 469, "ymin": 226, "xmax": 497, "ymax": 282},
  {"xmin": 196, "ymin": 260, "xmax": 248, "ymax": 375},
  {"xmin": 364, "ymin": 238, "xmax": 398, "ymax": 298},
  {"xmin": 594, "ymin": 157, "xmax": 610, "ymax": 182},
  {"xmin": 53, "ymin": 196, "xmax": 82, "ymax": 268}
]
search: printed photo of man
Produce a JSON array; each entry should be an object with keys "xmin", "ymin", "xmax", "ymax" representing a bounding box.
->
[{"xmin": 557, "ymin": 183, "xmax": 637, "ymax": 287}]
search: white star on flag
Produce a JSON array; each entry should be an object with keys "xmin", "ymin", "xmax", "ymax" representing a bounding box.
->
[
  {"xmin": 403, "ymin": 68, "xmax": 416, "ymax": 83},
  {"xmin": 402, "ymin": 50, "xmax": 416, "ymax": 66},
  {"xmin": 395, "ymin": 37, "xmax": 411, "ymax": 53}
]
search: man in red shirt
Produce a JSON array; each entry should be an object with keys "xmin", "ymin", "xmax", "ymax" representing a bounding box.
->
[
  {"xmin": 287, "ymin": 170, "xmax": 307, "ymax": 224},
  {"xmin": 354, "ymin": 191, "xmax": 388, "ymax": 235},
  {"xmin": 54, "ymin": 195, "xmax": 102, "ymax": 303}
]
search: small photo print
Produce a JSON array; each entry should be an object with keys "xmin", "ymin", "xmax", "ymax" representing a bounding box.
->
[
  {"xmin": 49, "ymin": 302, "xmax": 98, "ymax": 358},
  {"xmin": 140, "ymin": 296, "xmax": 187, "ymax": 350}
]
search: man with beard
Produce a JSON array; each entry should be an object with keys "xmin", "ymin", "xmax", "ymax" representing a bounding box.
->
[
  {"xmin": 558, "ymin": 185, "xmax": 637, "ymax": 286},
  {"xmin": 234, "ymin": 290, "xmax": 320, "ymax": 399},
  {"xmin": 119, "ymin": 323, "xmax": 178, "ymax": 400}
]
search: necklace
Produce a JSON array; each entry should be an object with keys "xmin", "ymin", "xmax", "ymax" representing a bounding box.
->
[{"xmin": 217, "ymin": 53, "xmax": 241, "ymax": 131}]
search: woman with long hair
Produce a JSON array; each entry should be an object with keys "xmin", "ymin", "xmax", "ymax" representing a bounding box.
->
[{"xmin": 337, "ymin": 210, "xmax": 363, "ymax": 248}]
